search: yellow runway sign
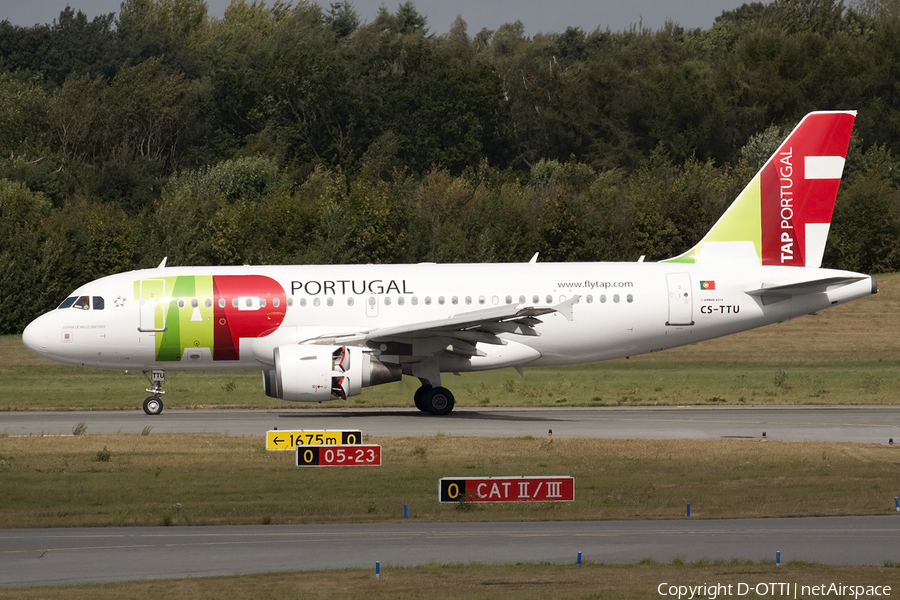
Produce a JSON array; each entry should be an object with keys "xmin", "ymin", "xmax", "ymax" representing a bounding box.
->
[{"xmin": 266, "ymin": 430, "xmax": 362, "ymax": 451}]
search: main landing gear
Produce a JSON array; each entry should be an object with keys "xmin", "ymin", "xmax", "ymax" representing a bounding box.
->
[
  {"xmin": 142, "ymin": 369, "xmax": 165, "ymax": 415},
  {"xmin": 414, "ymin": 384, "xmax": 455, "ymax": 416}
]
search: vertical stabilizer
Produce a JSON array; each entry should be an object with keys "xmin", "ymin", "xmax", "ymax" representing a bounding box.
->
[{"xmin": 665, "ymin": 111, "xmax": 856, "ymax": 267}]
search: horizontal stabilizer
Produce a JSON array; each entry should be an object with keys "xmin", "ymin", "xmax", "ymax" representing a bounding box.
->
[{"xmin": 745, "ymin": 276, "xmax": 867, "ymax": 302}]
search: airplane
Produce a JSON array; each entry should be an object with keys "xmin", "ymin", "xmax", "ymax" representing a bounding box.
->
[{"xmin": 22, "ymin": 111, "xmax": 876, "ymax": 416}]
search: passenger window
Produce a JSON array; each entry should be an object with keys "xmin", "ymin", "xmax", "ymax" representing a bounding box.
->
[
  {"xmin": 58, "ymin": 297, "xmax": 77, "ymax": 309},
  {"xmin": 600, "ymin": 294, "xmax": 607, "ymax": 303},
  {"xmin": 451, "ymin": 296, "xmax": 458, "ymax": 305},
  {"xmin": 260, "ymin": 298, "xmax": 266, "ymax": 308},
  {"xmin": 92, "ymin": 297, "xmax": 105, "ymax": 310},
  {"xmin": 519, "ymin": 295, "xmax": 526, "ymax": 304},
  {"xmin": 205, "ymin": 299, "xmax": 212, "ymax": 308},
  {"xmin": 532, "ymin": 295, "xmax": 539, "ymax": 304},
  {"xmin": 73, "ymin": 296, "xmax": 90, "ymax": 310},
  {"xmin": 191, "ymin": 299, "xmax": 198, "ymax": 308},
  {"xmin": 314, "ymin": 298, "xmax": 321, "ymax": 307},
  {"xmin": 232, "ymin": 298, "xmax": 239, "ymax": 308},
  {"xmin": 545, "ymin": 295, "xmax": 553, "ymax": 304},
  {"xmin": 587, "ymin": 295, "xmax": 593, "ymax": 303},
  {"xmin": 219, "ymin": 298, "xmax": 226, "ymax": 308},
  {"xmin": 326, "ymin": 298, "xmax": 333, "ymax": 307},
  {"xmin": 384, "ymin": 297, "xmax": 391, "ymax": 306},
  {"xmin": 627, "ymin": 294, "xmax": 634, "ymax": 303},
  {"xmin": 177, "ymin": 299, "xmax": 185, "ymax": 309},
  {"xmin": 505, "ymin": 295, "xmax": 512, "ymax": 304},
  {"xmin": 273, "ymin": 298, "xmax": 280, "ymax": 308},
  {"xmin": 425, "ymin": 296, "xmax": 432, "ymax": 305},
  {"xmin": 300, "ymin": 298, "xmax": 307, "ymax": 307},
  {"xmin": 287, "ymin": 298, "xmax": 294, "ymax": 307},
  {"xmin": 492, "ymin": 296, "xmax": 499, "ymax": 305},
  {"xmin": 438, "ymin": 296, "xmax": 445, "ymax": 305},
  {"xmin": 465, "ymin": 296, "xmax": 472, "ymax": 305},
  {"xmin": 397, "ymin": 297, "xmax": 405, "ymax": 306},
  {"xmin": 412, "ymin": 297, "xmax": 418, "ymax": 305},
  {"xmin": 613, "ymin": 294, "xmax": 620, "ymax": 303},
  {"xmin": 348, "ymin": 298, "xmax": 355, "ymax": 306}
]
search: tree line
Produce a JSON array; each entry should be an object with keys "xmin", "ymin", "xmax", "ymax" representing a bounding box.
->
[{"xmin": 3, "ymin": 0, "xmax": 900, "ymax": 333}]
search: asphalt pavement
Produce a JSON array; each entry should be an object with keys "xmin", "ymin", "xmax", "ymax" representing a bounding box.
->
[{"xmin": 3, "ymin": 405, "xmax": 899, "ymax": 443}]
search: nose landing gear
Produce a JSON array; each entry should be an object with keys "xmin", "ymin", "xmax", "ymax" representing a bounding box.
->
[
  {"xmin": 142, "ymin": 369, "xmax": 165, "ymax": 415},
  {"xmin": 143, "ymin": 395, "xmax": 163, "ymax": 415}
]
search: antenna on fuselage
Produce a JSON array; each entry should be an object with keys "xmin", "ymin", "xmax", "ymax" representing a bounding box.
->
[
  {"xmin": 157, "ymin": 257, "xmax": 168, "ymax": 268},
  {"xmin": 529, "ymin": 252, "xmax": 539, "ymax": 264}
]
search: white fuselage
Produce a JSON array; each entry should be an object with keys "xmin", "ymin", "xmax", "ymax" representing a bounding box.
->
[{"xmin": 22, "ymin": 261, "xmax": 875, "ymax": 373}]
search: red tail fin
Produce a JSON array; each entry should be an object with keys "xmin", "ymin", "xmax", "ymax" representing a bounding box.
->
[
  {"xmin": 665, "ymin": 111, "xmax": 856, "ymax": 267},
  {"xmin": 760, "ymin": 111, "xmax": 855, "ymax": 267}
]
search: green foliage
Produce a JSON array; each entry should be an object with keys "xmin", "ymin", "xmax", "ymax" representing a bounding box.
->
[
  {"xmin": 177, "ymin": 155, "xmax": 285, "ymax": 202},
  {"xmin": 4, "ymin": 1, "xmax": 900, "ymax": 332},
  {"xmin": 94, "ymin": 446, "xmax": 112, "ymax": 462},
  {"xmin": 825, "ymin": 170, "xmax": 900, "ymax": 271},
  {"xmin": 0, "ymin": 180, "xmax": 52, "ymax": 333},
  {"xmin": 40, "ymin": 198, "xmax": 140, "ymax": 304},
  {"xmin": 740, "ymin": 125, "xmax": 785, "ymax": 171},
  {"xmin": 0, "ymin": 73, "xmax": 50, "ymax": 157},
  {"xmin": 325, "ymin": 2, "xmax": 360, "ymax": 38}
]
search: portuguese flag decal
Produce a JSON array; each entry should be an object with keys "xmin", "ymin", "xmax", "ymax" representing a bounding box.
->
[{"xmin": 700, "ymin": 280, "xmax": 716, "ymax": 290}]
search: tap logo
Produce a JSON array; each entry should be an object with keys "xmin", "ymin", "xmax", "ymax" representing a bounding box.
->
[{"xmin": 136, "ymin": 275, "xmax": 286, "ymax": 362}]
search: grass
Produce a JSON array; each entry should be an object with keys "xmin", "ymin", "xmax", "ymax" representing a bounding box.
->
[
  {"xmin": 0, "ymin": 435, "xmax": 898, "ymax": 528},
  {"xmin": 3, "ymin": 272, "xmax": 900, "ymax": 412},
  {"xmin": 1, "ymin": 561, "xmax": 899, "ymax": 599}
]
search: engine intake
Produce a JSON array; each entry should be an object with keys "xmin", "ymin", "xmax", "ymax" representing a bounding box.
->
[{"xmin": 263, "ymin": 344, "xmax": 400, "ymax": 402}]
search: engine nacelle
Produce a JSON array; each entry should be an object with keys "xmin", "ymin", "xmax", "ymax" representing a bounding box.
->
[{"xmin": 263, "ymin": 344, "xmax": 401, "ymax": 402}]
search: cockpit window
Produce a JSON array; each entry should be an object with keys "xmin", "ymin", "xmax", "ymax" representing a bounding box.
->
[{"xmin": 58, "ymin": 295, "xmax": 100, "ymax": 310}]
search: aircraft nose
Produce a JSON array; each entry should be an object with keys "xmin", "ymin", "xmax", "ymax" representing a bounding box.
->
[{"xmin": 22, "ymin": 318, "xmax": 48, "ymax": 356}]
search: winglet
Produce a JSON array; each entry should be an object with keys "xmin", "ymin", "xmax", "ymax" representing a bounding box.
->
[{"xmin": 665, "ymin": 111, "xmax": 856, "ymax": 268}]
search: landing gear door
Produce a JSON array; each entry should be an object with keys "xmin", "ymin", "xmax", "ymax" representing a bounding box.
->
[
  {"xmin": 139, "ymin": 279, "xmax": 168, "ymax": 332},
  {"xmin": 666, "ymin": 272, "xmax": 694, "ymax": 326}
]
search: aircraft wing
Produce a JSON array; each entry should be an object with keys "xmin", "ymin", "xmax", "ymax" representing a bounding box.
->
[
  {"xmin": 305, "ymin": 296, "xmax": 580, "ymax": 351},
  {"xmin": 745, "ymin": 276, "xmax": 868, "ymax": 304}
]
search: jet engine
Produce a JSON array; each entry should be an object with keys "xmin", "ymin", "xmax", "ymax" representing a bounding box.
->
[{"xmin": 263, "ymin": 345, "xmax": 401, "ymax": 402}]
